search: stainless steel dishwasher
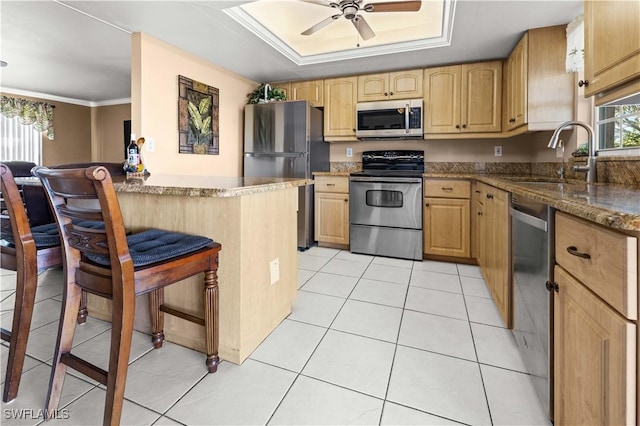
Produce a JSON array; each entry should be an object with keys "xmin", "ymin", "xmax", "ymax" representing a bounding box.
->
[{"xmin": 510, "ymin": 195, "xmax": 554, "ymax": 421}]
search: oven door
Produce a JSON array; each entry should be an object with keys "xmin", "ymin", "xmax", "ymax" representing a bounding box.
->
[{"xmin": 349, "ymin": 177, "xmax": 422, "ymax": 229}]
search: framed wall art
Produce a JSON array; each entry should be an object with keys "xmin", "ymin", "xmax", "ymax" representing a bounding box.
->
[{"xmin": 178, "ymin": 75, "xmax": 219, "ymax": 155}]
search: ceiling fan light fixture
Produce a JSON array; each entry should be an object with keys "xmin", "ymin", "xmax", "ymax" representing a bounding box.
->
[{"xmin": 343, "ymin": 5, "xmax": 358, "ymax": 20}]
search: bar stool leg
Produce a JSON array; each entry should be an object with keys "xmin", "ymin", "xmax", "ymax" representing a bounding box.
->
[
  {"xmin": 204, "ymin": 269, "xmax": 220, "ymax": 373},
  {"xmin": 149, "ymin": 289, "xmax": 165, "ymax": 349}
]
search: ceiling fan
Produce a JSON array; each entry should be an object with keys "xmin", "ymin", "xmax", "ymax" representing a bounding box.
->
[{"xmin": 300, "ymin": 0, "xmax": 422, "ymax": 41}]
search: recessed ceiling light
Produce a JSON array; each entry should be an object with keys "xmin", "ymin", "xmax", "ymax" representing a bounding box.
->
[{"xmin": 0, "ymin": 61, "xmax": 7, "ymax": 68}]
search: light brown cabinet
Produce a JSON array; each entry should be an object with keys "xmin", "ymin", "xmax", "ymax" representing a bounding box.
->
[
  {"xmin": 584, "ymin": 0, "xmax": 640, "ymax": 98},
  {"xmin": 290, "ymin": 79, "xmax": 324, "ymax": 107},
  {"xmin": 553, "ymin": 211, "xmax": 638, "ymax": 425},
  {"xmin": 269, "ymin": 82, "xmax": 291, "ymax": 99},
  {"xmin": 323, "ymin": 77, "xmax": 357, "ymax": 140},
  {"xmin": 503, "ymin": 26, "xmax": 575, "ymax": 132},
  {"xmin": 423, "ymin": 180, "xmax": 471, "ymax": 259},
  {"xmin": 314, "ymin": 176, "xmax": 349, "ymax": 248},
  {"xmin": 357, "ymin": 70, "xmax": 423, "ymax": 102},
  {"xmin": 424, "ymin": 61, "xmax": 502, "ymax": 134},
  {"xmin": 475, "ymin": 182, "xmax": 510, "ymax": 326}
]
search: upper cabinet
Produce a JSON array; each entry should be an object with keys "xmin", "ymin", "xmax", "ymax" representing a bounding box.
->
[
  {"xmin": 584, "ymin": 0, "xmax": 640, "ymax": 98},
  {"xmin": 290, "ymin": 79, "xmax": 324, "ymax": 107},
  {"xmin": 357, "ymin": 70, "xmax": 423, "ymax": 102},
  {"xmin": 503, "ymin": 25, "xmax": 575, "ymax": 132},
  {"xmin": 424, "ymin": 61, "xmax": 502, "ymax": 134},
  {"xmin": 323, "ymin": 77, "xmax": 357, "ymax": 140},
  {"xmin": 269, "ymin": 82, "xmax": 291, "ymax": 100}
]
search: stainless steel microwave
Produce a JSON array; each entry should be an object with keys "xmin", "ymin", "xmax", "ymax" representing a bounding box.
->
[{"xmin": 356, "ymin": 99, "xmax": 423, "ymax": 139}]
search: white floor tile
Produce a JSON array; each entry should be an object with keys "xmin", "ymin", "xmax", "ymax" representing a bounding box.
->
[
  {"xmin": 302, "ymin": 330, "xmax": 395, "ymax": 398},
  {"xmin": 297, "ymin": 254, "xmax": 329, "ymax": 271},
  {"xmin": 331, "ymin": 299, "xmax": 403, "ymax": 342},
  {"xmin": 0, "ymin": 345, "xmax": 40, "ymax": 385},
  {"xmin": 460, "ymin": 276, "xmax": 492, "ymax": 299},
  {"xmin": 0, "ymin": 364, "xmax": 94, "ymax": 426},
  {"xmin": 481, "ymin": 364, "xmax": 551, "ymax": 426},
  {"xmin": 123, "ymin": 342, "xmax": 209, "ymax": 413},
  {"xmin": 166, "ymin": 359, "xmax": 296, "ymax": 426},
  {"xmin": 334, "ymin": 251, "xmax": 374, "ymax": 263},
  {"xmin": 250, "ymin": 319, "xmax": 326, "ymax": 372},
  {"xmin": 152, "ymin": 416, "xmax": 184, "ymax": 425},
  {"xmin": 37, "ymin": 268, "xmax": 64, "ymax": 287},
  {"xmin": 398, "ymin": 310, "xmax": 476, "ymax": 362},
  {"xmin": 372, "ymin": 256, "xmax": 414, "ymax": 269},
  {"xmin": 457, "ymin": 263, "xmax": 483, "ymax": 278},
  {"xmin": 297, "ymin": 269, "xmax": 315, "ymax": 289},
  {"xmin": 28, "ymin": 299, "xmax": 62, "ymax": 331},
  {"xmin": 472, "ymin": 322, "xmax": 528, "ymax": 372},
  {"xmin": 349, "ymin": 278, "xmax": 408, "ymax": 308},
  {"xmin": 269, "ymin": 375, "xmax": 383, "ymax": 425},
  {"xmin": 404, "ymin": 287, "xmax": 468, "ymax": 321},
  {"xmin": 300, "ymin": 272, "xmax": 358, "ymax": 298},
  {"xmin": 288, "ymin": 291, "xmax": 345, "ymax": 327},
  {"xmin": 387, "ymin": 346, "xmax": 491, "ymax": 425},
  {"xmin": 381, "ymin": 401, "xmax": 464, "ymax": 425},
  {"xmin": 466, "ymin": 294, "xmax": 506, "ymax": 327},
  {"xmin": 362, "ymin": 263, "xmax": 412, "ymax": 285},
  {"xmin": 47, "ymin": 387, "xmax": 160, "ymax": 426},
  {"xmin": 320, "ymin": 258, "xmax": 369, "ymax": 278},
  {"xmin": 70, "ymin": 328, "xmax": 155, "ymax": 368},
  {"xmin": 413, "ymin": 260, "xmax": 459, "ymax": 275},
  {"xmin": 303, "ymin": 246, "xmax": 340, "ymax": 258},
  {"xmin": 409, "ymin": 270, "xmax": 462, "ymax": 294}
]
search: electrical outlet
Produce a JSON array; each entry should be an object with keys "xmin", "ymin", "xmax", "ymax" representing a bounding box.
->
[
  {"xmin": 145, "ymin": 137, "xmax": 155, "ymax": 152},
  {"xmin": 346, "ymin": 147, "xmax": 353, "ymax": 157},
  {"xmin": 269, "ymin": 258, "xmax": 279, "ymax": 285},
  {"xmin": 494, "ymin": 146, "xmax": 503, "ymax": 157}
]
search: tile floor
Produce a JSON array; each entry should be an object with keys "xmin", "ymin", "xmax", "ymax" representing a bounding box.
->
[{"xmin": 0, "ymin": 246, "xmax": 551, "ymax": 425}]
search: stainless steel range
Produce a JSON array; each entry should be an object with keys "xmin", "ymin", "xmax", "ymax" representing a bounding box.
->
[{"xmin": 349, "ymin": 150, "xmax": 424, "ymax": 260}]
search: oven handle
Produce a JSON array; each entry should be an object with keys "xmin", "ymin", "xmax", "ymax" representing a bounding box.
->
[
  {"xmin": 405, "ymin": 103, "xmax": 410, "ymax": 133},
  {"xmin": 350, "ymin": 176, "xmax": 422, "ymax": 184}
]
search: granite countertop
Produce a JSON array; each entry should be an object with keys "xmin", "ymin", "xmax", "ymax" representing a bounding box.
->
[
  {"xmin": 112, "ymin": 175, "xmax": 312, "ymax": 197},
  {"xmin": 313, "ymin": 171, "xmax": 351, "ymax": 177}
]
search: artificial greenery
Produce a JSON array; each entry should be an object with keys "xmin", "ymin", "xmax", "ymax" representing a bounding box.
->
[
  {"xmin": 187, "ymin": 97, "xmax": 212, "ymax": 145},
  {"xmin": 571, "ymin": 142, "xmax": 589, "ymax": 157},
  {"xmin": 247, "ymin": 84, "xmax": 287, "ymax": 104}
]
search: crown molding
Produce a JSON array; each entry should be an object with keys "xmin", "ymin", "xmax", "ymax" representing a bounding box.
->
[{"xmin": 0, "ymin": 87, "xmax": 130, "ymax": 107}]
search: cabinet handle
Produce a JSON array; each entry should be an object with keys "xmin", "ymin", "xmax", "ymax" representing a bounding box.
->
[
  {"xmin": 545, "ymin": 281, "xmax": 559, "ymax": 292},
  {"xmin": 425, "ymin": 203, "xmax": 430, "ymax": 207},
  {"xmin": 578, "ymin": 79, "xmax": 589, "ymax": 87},
  {"xmin": 566, "ymin": 246, "xmax": 591, "ymax": 259},
  {"xmin": 344, "ymin": 199, "xmax": 348, "ymax": 202},
  {"xmin": 462, "ymin": 124, "xmax": 467, "ymax": 129},
  {"xmin": 326, "ymin": 183, "xmax": 335, "ymax": 186},
  {"xmin": 441, "ymin": 187, "xmax": 453, "ymax": 191},
  {"xmin": 509, "ymin": 118, "xmax": 516, "ymax": 123},
  {"xmin": 486, "ymin": 194, "xmax": 494, "ymax": 199},
  {"xmin": 455, "ymin": 125, "xmax": 460, "ymax": 129},
  {"xmin": 389, "ymin": 91, "xmax": 393, "ymax": 96},
  {"xmin": 475, "ymin": 190, "xmax": 481, "ymax": 194},
  {"xmin": 477, "ymin": 212, "xmax": 483, "ymax": 216},
  {"xmin": 384, "ymin": 92, "xmax": 388, "ymax": 96}
]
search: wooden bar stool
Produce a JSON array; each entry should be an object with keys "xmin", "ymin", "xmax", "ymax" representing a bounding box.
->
[
  {"xmin": 34, "ymin": 165, "xmax": 222, "ymax": 426},
  {"xmin": 0, "ymin": 164, "xmax": 63, "ymax": 402}
]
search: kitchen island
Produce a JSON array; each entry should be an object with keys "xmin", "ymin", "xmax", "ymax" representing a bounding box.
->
[{"xmin": 87, "ymin": 174, "xmax": 312, "ymax": 364}]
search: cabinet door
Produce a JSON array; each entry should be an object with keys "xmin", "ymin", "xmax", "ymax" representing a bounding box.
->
[
  {"xmin": 270, "ymin": 82, "xmax": 291, "ymax": 100},
  {"xmin": 489, "ymin": 188, "xmax": 510, "ymax": 326},
  {"xmin": 423, "ymin": 198, "xmax": 470, "ymax": 258},
  {"xmin": 389, "ymin": 70, "xmax": 423, "ymax": 100},
  {"xmin": 315, "ymin": 192, "xmax": 349, "ymax": 245},
  {"xmin": 461, "ymin": 61, "xmax": 502, "ymax": 132},
  {"xmin": 324, "ymin": 77, "xmax": 357, "ymax": 138},
  {"xmin": 554, "ymin": 265, "xmax": 636, "ymax": 425},
  {"xmin": 584, "ymin": 0, "xmax": 640, "ymax": 97},
  {"xmin": 505, "ymin": 33, "xmax": 528, "ymax": 130},
  {"xmin": 423, "ymin": 65, "xmax": 461, "ymax": 133},
  {"xmin": 291, "ymin": 80, "xmax": 324, "ymax": 107},
  {"xmin": 357, "ymin": 73, "xmax": 389, "ymax": 102}
]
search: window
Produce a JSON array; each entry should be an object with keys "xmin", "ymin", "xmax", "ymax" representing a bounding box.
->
[
  {"xmin": 0, "ymin": 114, "xmax": 42, "ymax": 164},
  {"xmin": 595, "ymin": 93, "xmax": 640, "ymax": 156}
]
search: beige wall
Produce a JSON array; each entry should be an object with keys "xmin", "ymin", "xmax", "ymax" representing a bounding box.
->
[
  {"xmin": 91, "ymin": 103, "xmax": 131, "ymax": 163},
  {"xmin": 1, "ymin": 93, "xmax": 92, "ymax": 166},
  {"xmin": 131, "ymin": 33, "xmax": 258, "ymax": 176}
]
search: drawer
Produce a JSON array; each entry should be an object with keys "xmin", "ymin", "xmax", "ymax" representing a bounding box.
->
[
  {"xmin": 555, "ymin": 212, "xmax": 638, "ymax": 320},
  {"xmin": 314, "ymin": 176, "xmax": 349, "ymax": 193},
  {"xmin": 424, "ymin": 179, "xmax": 470, "ymax": 199}
]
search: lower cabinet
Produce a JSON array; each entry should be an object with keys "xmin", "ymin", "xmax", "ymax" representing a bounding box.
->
[
  {"xmin": 475, "ymin": 182, "xmax": 510, "ymax": 327},
  {"xmin": 314, "ymin": 176, "xmax": 349, "ymax": 248},
  {"xmin": 423, "ymin": 179, "xmax": 471, "ymax": 258}
]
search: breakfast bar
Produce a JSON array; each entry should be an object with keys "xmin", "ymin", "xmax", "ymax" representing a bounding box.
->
[{"xmin": 86, "ymin": 174, "xmax": 311, "ymax": 364}]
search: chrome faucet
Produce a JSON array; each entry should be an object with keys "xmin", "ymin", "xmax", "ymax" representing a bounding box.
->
[{"xmin": 548, "ymin": 121, "xmax": 596, "ymax": 183}]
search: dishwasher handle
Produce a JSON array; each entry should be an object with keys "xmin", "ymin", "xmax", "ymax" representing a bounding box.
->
[{"xmin": 510, "ymin": 207, "xmax": 548, "ymax": 232}]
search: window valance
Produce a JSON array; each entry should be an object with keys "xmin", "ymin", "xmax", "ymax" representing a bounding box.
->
[{"xmin": 0, "ymin": 96, "xmax": 55, "ymax": 140}]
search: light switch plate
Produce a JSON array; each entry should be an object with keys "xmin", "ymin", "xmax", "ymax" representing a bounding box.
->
[
  {"xmin": 494, "ymin": 146, "xmax": 503, "ymax": 157},
  {"xmin": 346, "ymin": 147, "xmax": 353, "ymax": 157},
  {"xmin": 145, "ymin": 137, "xmax": 155, "ymax": 152},
  {"xmin": 269, "ymin": 258, "xmax": 279, "ymax": 285}
]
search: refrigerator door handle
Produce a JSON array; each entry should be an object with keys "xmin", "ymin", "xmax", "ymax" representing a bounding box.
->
[{"xmin": 244, "ymin": 152, "xmax": 306, "ymax": 158}]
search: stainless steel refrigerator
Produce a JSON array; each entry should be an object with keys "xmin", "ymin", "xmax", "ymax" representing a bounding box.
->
[{"xmin": 243, "ymin": 100, "xmax": 329, "ymax": 249}]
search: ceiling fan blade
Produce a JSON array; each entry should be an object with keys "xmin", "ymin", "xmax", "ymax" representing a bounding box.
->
[
  {"xmin": 301, "ymin": 15, "xmax": 340, "ymax": 36},
  {"xmin": 366, "ymin": 1, "xmax": 422, "ymax": 12},
  {"xmin": 352, "ymin": 15, "xmax": 375, "ymax": 40},
  {"xmin": 298, "ymin": 0, "xmax": 333, "ymax": 7}
]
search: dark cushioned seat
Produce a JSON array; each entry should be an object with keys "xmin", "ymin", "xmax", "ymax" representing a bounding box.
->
[
  {"xmin": 2, "ymin": 221, "xmax": 105, "ymax": 249},
  {"xmin": 86, "ymin": 229, "xmax": 214, "ymax": 267}
]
